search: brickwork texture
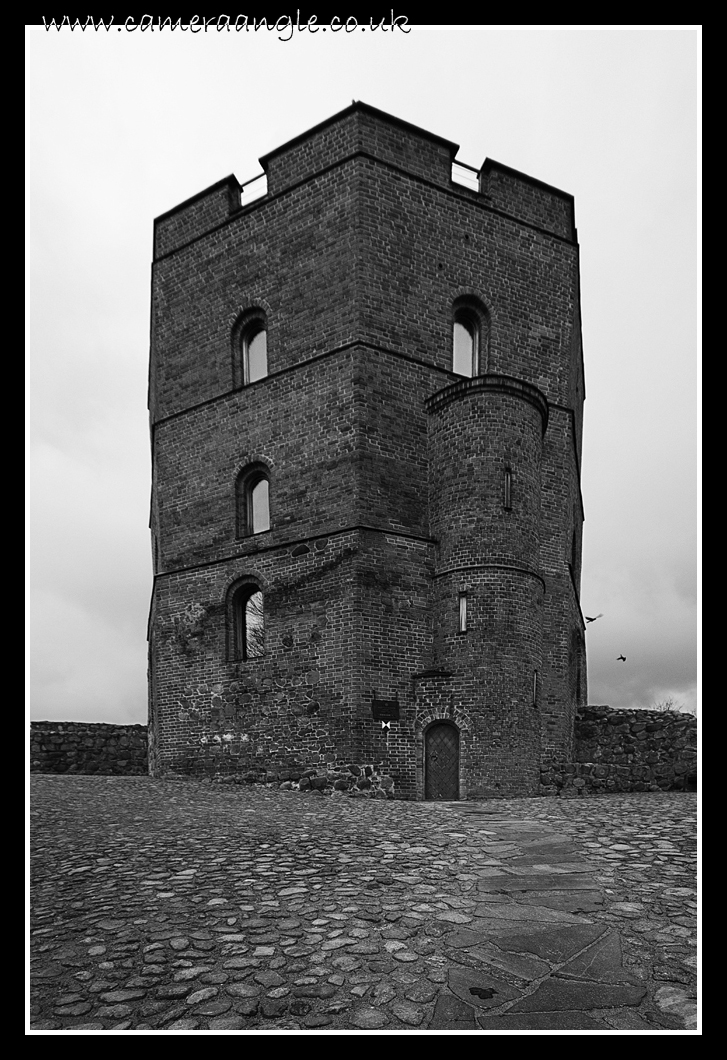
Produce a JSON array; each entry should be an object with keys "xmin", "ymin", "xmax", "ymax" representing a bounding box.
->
[{"xmin": 148, "ymin": 102, "xmax": 587, "ymax": 798}]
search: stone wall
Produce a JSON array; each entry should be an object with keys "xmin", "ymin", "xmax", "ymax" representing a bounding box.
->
[
  {"xmin": 30, "ymin": 722, "xmax": 148, "ymax": 776},
  {"xmin": 543, "ymin": 705, "xmax": 697, "ymax": 797},
  {"xmin": 199, "ymin": 758, "xmax": 396, "ymax": 801},
  {"xmin": 30, "ymin": 706, "xmax": 697, "ymax": 795}
]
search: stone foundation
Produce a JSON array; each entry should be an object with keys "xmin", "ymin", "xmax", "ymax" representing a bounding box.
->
[
  {"xmin": 30, "ymin": 722, "xmax": 148, "ymax": 776},
  {"xmin": 541, "ymin": 705, "xmax": 697, "ymax": 797},
  {"xmin": 30, "ymin": 703, "xmax": 698, "ymax": 797},
  {"xmin": 209, "ymin": 760, "xmax": 396, "ymax": 799}
]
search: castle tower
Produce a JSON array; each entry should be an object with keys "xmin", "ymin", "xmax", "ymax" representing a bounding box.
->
[{"xmin": 148, "ymin": 103, "xmax": 586, "ymax": 798}]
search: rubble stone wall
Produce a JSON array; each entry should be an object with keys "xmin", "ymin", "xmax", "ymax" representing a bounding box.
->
[
  {"xmin": 30, "ymin": 722, "xmax": 148, "ymax": 776},
  {"xmin": 546, "ymin": 705, "xmax": 697, "ymax": 797}
]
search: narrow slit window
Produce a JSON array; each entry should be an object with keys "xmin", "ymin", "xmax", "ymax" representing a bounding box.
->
[
  {"xmin": 458, "ymin": 592, "xmax": 468, "ymax": 634},
  {"xmin": 504, "ymin": 468, "xmax": 512, "ymax": 510},
  {"xmin": 533, "ymin": 669, "xmax": 539, "ymax": 706}
]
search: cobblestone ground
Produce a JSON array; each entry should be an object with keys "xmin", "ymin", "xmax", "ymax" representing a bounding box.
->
[{"xmin": 29, "ymin": 778, "xmax": 698, "ymax": 1032}]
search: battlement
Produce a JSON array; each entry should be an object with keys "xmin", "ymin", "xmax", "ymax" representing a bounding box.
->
[
  {"xmin": 154, "ymin": 174, "xmax": 240, "ymax": 259},
  {"xmin": 152, "ymin": 102, "xmax": 576, "ymax": 260},
  {"xmin": 260, "ymin": 101, "xmax": 457, "ymax": 195},
  {"xmin": 480, "ymin": 158, "xmax": 575, "ymax": 241}
]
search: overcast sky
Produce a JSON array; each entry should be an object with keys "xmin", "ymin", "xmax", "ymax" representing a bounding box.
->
[{"xmin": 27, "ymin": 24, "xmax": 700, "ymax": 725}]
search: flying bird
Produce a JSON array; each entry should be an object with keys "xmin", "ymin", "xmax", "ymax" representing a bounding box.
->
[
  {"xmin": 617, "ymin": 655, "xmax": 626, "ymax": 662},
  {"xmin": 585, "ymin": 613, "xmax": 603, "ymax": 623}
]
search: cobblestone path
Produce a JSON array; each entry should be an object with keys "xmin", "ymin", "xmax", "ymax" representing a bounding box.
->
[{"xmin": 29, "ymin": 778, "xmax": 698, "ymax": 1032}]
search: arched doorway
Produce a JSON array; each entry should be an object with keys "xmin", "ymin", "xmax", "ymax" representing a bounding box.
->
[{"xmin": 425, "ymin": 722, "xmax": 460, "ymax": 800}]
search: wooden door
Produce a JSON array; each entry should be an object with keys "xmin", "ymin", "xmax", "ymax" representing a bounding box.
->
[{"xmin": 425, "ymin": 722, "xmax": 460, "ymax": 800}]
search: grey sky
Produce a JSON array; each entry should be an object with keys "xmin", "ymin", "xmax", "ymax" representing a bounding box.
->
[{"xmin": 27, "ymin": 25, "xmax": 700, "ymax": 723}]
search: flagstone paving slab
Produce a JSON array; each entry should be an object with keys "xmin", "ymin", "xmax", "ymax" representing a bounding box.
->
[
  {"xmin": 477, "ymin": 874, "xmax": 598, "ymax": 891},
  {"xmin": 447, "ymin": 964, "xmax": 521, "ymax": 1009},
  {"xmin": 463, "ymin": 944, "xmax": 551, "ymax": 983},
  {"xmin": 507, "ymin": 977, "xmax": 647, "ymax": 1012},
  {"xmin": 518, "ymin": 891, "xmax": 604, "ymax": 913},
  {"xmin": 29, "ymin": 779, "xmax": 697, "ymax": 1032},
  {"xmin": 555, "ymin": 930, "xmax": 630, "ymax": 983},
  {"xmin": 477, "ymin": 1010, "xmax": 612, "ymax": 1030},
  {"xmin": 430, "ymin": 992, "xmax": 476, "ymax": 1029},
  {"xmin": 493, "ymin": 923, "xmax": 607, "ymax": 961},
  {"xmin": 472, "ymin": 902, "xmax": 589, "ymax": 924}
]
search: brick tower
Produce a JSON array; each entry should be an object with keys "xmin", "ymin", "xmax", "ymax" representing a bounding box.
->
[{"xmin": 148, "ymin": 103, "xmax": 586, "ymax": 798}]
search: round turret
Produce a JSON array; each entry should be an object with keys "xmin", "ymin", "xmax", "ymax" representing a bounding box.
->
[{"xmin": 425, "ymin": 375, "xmax": 547, "ymax": 796}]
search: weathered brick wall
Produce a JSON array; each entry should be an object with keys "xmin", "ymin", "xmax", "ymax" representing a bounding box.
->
[
  {"xmin": 356, "ymin": 154, "xmax": 579, "ymax": 401},
  {"xmin": 30, "ymin": 722, "xmax": 148, "ymax": 775},
  {"xmin": 148, "ymin": 102, "xmax": 587, "ymax": 796},
  {"xmin": 543, "ymin": 705, "xmax": 698, "ymax": 796},
  {"xmin": 427, "ymin": 381, "xmax": 546, "ymax": 571},
  {"xmin": 150, "ymin": 168, "xmax": 359, "ymax": 424},
  {"xmin": 425, "ymin": 381, "xmax": 546, "ymax": 797},
  {"xmin": 154, "ymin": 351, "xmax": 360, "ymax": 571}
]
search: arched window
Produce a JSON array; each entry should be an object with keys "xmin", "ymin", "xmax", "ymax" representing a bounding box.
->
[
  {"xmin": 236, "ymin": 465, "xmax": 270, "ymax": 538},
  {"xmin": 452, "ymin": 298, "xmax": 489, "ymax": 378},
  {"xmin": 243, "ymin": 319, "xmax": 267, "ymax": 384},
  {"xmin": 234, "ymin": 310, "xmax": 268, "ymax": 387},
  {"xmin": 453, "ymin": 311, "xmax": 477, "ymax": 377},
  {"xmin": 232, "ymin": 584, "xmax": 265, "ymax": 661}
]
